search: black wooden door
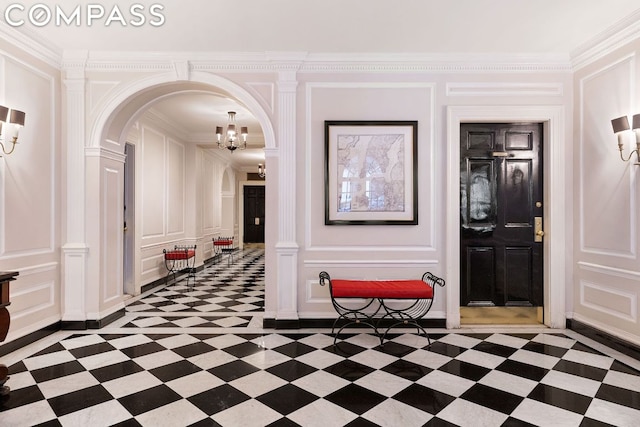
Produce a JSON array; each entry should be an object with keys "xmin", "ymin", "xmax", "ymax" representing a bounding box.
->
[
  {"xmin": 244, "ymin": 186, "xmax": 265, "ymax": 243},
  {"xmin": 460, "ymin": 123, "xmax": 543, "ymax": 307}
]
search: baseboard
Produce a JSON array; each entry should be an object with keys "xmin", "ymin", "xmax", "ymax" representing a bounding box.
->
[
  {"xmin": 567, "ymin": 319, "xmax": 640, "ymax": 362},
  {"xmin": 263, "ymin": 317, "xmax": 447, "ymax": 330},
  {"xmin": 0, "ymin": 322, "xmax": 60, "ymax": 357},
  {"xmin": 61, "ymin": 309, "xmax": 126, "ymax": 331}
]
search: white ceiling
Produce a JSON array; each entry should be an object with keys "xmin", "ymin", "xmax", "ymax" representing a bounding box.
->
[
  {"xmin": 15, "ymin": 0, "xmax": 640, "ymax": 54},
  {"xmin": 8, "ymin": 0, "xmax": 640, "ymax": 171}
]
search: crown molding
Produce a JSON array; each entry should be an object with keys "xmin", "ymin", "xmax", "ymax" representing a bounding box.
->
[
  {"xmin": 571, "ymin": 9, "xmax": 640, "ymax": 72},
  {"xmin": 54, "ymin": 51, "xmax": 572, "ymax": 74},
  {"xmin": 0, "ymin": 22, "xmax": 61, "ymax": 68}
]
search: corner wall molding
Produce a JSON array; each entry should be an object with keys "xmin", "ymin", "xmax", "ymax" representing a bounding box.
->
[
  {"xmin": 0, "ymin": 22, "xmax": 61, "ymax": 68},
  {"xmin": 572, "ymin": 9, "xmax": 640, "ymax": 71}
]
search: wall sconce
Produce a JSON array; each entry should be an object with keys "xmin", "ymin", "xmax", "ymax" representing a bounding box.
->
[
  {"xmin": 612, "ymin": 114, "xmax": 640, "ymax": 165},
  {"xmin": 0, "ymin": 105, "xmax": 26, "ymax": 157},
  {"xmin": 258, "ymin": 163, "xmax": 266, "ymax": 178}
]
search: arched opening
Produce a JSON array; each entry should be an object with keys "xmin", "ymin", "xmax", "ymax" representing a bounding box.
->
[{"xmin": 86, "ymin": 73, "xmax": 277, "ymax": 322}]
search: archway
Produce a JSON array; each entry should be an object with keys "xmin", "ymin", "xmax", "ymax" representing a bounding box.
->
[{"xmin": 80, "ymin": 72, "xmax": 277, "ymax": 324}]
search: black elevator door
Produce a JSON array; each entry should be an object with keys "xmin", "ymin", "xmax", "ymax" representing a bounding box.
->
[{"xmin": 244, "ymin": 186, "xmax": 265, "ymax": 244}]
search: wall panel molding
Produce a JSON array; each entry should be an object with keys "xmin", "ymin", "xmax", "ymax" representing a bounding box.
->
[
  {"xmin": 580, "ymin": 280, "xmax": 637, "ymax": 322},
  {"xmin": 579, "ymin": 54, "xmax": 636, "ymax": 258},
  {"xmin": 303, "ymin": 259, "xmax": 439, "ymax": 268},
  {"xmin": 578, "ymin": 261, "xmax": 640, "ymax": 280},
  {"xmin": 304, "ymin": 82, "xmax": 437, "ymax": 252},
  {"xmin": 446, "ymin": 82, "xmax": 564, "ymax": 97},
  {"xmin": 10, "ymin": 281, "xmax": 55, "ymax": 320}
]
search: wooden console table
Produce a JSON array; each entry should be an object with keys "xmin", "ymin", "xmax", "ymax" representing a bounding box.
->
[{"xmin": 0, "ymin": 271, "xmax": 17, "ymax": 397}]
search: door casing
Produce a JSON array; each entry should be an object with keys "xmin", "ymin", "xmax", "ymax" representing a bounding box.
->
[{"xmin": 446, "ymin": 106, "xmax": 567, "ymax": 329}]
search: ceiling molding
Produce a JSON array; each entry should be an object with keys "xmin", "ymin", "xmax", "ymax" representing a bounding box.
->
[
  {"xmin": 0, "ymin": 21, "xmax": 61, "ymax": 68},
  {"xmin": 49, "ymin": 51, "xmax": 575, "ymax": 74},
  {"xmin": 571, "ymin": 9, "xmax": 640, "ymax": 72}
]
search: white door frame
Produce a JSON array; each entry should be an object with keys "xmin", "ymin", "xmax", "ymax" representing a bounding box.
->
[{"xmin": 446, "ymin": 106, "xmax": 567, "ymax": 329}]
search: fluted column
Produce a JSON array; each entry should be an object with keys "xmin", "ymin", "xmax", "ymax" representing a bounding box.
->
[
  {"xmin": 275, "ymin": 69, "xmax": 300, "ymax": 321},
  {"xmin": 61, "ymin": 52, "xmax": 88, "ymax": 322}
]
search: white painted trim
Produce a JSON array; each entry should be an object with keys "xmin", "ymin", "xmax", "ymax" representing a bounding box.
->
[
  {"xmin": 446, "ymin": 82, "xmax": 564, "ymax": 97},
  {"xmin": 572, "ymin": 9, "xmax": 640, "ymax": 71},
  {"xmin": 10, "ymin": 281, "xmax": 55, "ymax": 320},
  {"xmin": 73, "ymin": 51, "xmax": 572, "ymax": 73},
  {"xmin": 305, "ymin": 246, "xmax": 436, "ymax": 252},
  {"xmin": 446, "ymin": 105, "xmax": 566, "ymax": 329},
  {"xmin": 580, "ymin": 280, "xmax": 637, "ymax": 322},
  {"xmin": 303, "ymin": 260, "xmax": 439, "ymax": 267},
  {"xmin": 578, "ymin": 261, "xmax": 640, "ymax": 280}
]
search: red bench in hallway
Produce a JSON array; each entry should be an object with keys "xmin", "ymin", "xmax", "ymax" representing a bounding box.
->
[
  {"xmin": 163, "ymin": 245, "xmax": 197, "ymax": 286},
  {"xmin": 319, "ymin": 271, "xmax": 445, "ymax": 346}
]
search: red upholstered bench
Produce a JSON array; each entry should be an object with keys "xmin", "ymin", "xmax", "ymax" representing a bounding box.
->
[
  {"xmin": 213, "ymin": 237, "xmax": 236, "ymax": 266},
  {"xmin": 163, "ymin": 245, "xmax": 197, "ymax": 286},
  {"xmin": 319, "ymin": 271, "xmax": 445, "ymax": 346}
]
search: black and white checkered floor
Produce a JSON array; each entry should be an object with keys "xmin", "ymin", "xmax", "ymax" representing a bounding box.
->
[{"xmin": 2, "ymin": 248, "xmax": 640, "ymax": 426}]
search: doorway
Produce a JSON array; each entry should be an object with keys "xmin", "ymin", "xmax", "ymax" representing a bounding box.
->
[
  {"xmin": 243, "ymin": 185, "xmax": 265, "ymax": 244},
  {"xmin": 459, "ymin": 123, "xmax": 543, "ymax": 324},
  {"xmin": 123, "ymin": 143, "xmax": 135, "ymax": 296}
]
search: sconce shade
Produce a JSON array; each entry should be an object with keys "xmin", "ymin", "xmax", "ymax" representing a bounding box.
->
[
  {"xmin": 9, "ymin": 109, "xmax": 25, "ymax": 127},
  {"xmin": 633, "ymin": 114, "xmax": 640, "ymax": 130},
  {"xmin": 216, "ymin": 126, "xmax": 223, "ymax": 135},
  {"xmin": 612, "ymin": 116, "xmax": 630, "ymax": 133},
  {"xmin": 0, "ymin": 105, "xmax": 8, "ymax": 122}
]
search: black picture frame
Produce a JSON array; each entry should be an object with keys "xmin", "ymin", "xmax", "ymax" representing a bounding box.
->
[{"xmin": 324, "ymin": 120, "xmax": 418, "ymax": 225}]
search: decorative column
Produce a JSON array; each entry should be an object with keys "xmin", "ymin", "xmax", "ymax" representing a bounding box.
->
[
  {"xmin": 61, "ymin": 52, "xmax": 88, "ymax": 323},
  {"xmin": 275, "ymin": 68, "xmax": 300, "ymax": 322}
]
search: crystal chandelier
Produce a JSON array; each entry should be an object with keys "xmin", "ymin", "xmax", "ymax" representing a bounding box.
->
[{"xmin": 215, "ymin": 111, "xmax": 248, "ymax": 152}]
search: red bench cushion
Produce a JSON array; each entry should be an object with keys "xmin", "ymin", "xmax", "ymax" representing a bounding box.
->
[
  {"xmin": 331, "ymin": 279, "xmax": 433, "ymax": 299},
  {"xmin": 164, "ymin": 250, "xmax": 195, "ymax": 260},
  {"xmin": 214, "ymin": 240, "xmax": 233, "ymax": 246}
]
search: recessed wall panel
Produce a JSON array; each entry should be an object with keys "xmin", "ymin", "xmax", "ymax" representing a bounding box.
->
[
  {"xmin": 581, "ymin": 58, "xmax": 634, "ymax": 256},
  {"xmin": 141, "ymin": 127, "xmax": 166, "ymax": 238},
  {"xmin": 2, "ymin": 58, "xmax": 54, "ymax": 255},
  {"xmin": 167, "ymin": 139, "xmax": 185, "ymax": 235}
]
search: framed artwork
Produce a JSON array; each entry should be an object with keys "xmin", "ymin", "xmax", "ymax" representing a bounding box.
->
[{"xmin": 324, "ymin": 120, "xmax": 418, "ymax": 225}]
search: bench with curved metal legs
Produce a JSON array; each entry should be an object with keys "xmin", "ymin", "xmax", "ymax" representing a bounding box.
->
[{"xmin": 319, "ymin": 271, "xmax": 445, "ymax": 346}]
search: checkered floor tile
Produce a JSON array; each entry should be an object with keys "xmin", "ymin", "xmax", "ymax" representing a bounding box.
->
[
  {"xmin": 122, "ymin": 316, "xmax": 253, "ymax": 329},
  {"xmin": 3, "ymin": 246, "xmax": 640, "ymax": 426},
  {"xmin": 127, "ymin": 248, "xmax": 265, "ymax": 314},
  {"xmin": 2, "ymin": 332, "xmax": 640, "ymax": 426}
]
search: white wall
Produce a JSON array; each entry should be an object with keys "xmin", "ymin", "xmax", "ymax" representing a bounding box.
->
[
  {"xmin": 298, "ymin": 74, "xmax": 573, "ymax": 322},
  {"xmin": 0, "ymin": 44, "xmax": 61, "ymax": 341},
  {"xmin": 573, "ymin": 39, "xmax": 640, "ymax": 345}
]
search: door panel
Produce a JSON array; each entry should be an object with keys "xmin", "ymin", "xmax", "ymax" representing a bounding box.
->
[{"xmin": 460, "ymin": 123, "xmax": 543, "ymax": 307}]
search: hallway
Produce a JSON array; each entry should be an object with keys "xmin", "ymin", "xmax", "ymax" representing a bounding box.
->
[{"xmin": 1, "ymin": 250, "xmax": 640, "ymax": 426}]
